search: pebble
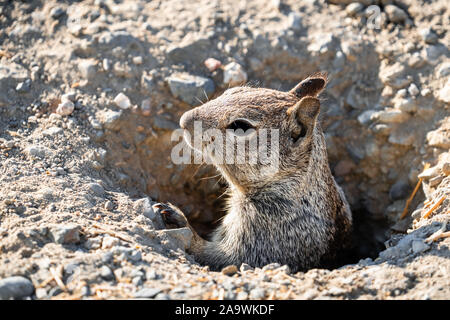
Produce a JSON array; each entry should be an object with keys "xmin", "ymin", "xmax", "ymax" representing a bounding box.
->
[
  {"xmin": 104, "ymin": 200, "xmax": 114, "ymax": 211},
  {"xmin": 419, "ymin": 28, "xmax": 438, "ymax": 45},
  {"xmin": 132, "ymin": 56, "xmax": 143, "ymax": 65},
  {"xmin": 43, "ymin": 126, "xmax": 63, "ymax": 136},
  {"xmin": 102, "ymin": 236, "xmax": 119, "ymax": 249},
  {"xmin": 204, "ymin": 58, "xmax": 222, "ymax": 72},
  {"xmin": 113, "ymin": 93, "xmax": 131, "ymax": 109},
  {"xmin": 50, "ymin": 7, "xmax": 65, "ymax": 19},
  {"xmin": 56, "ymin": 100, "xmax": 75, "ymax": 116},
  {"xmin": 223, "ymin": 62, "xmax": 248, "ymax": 87},
  {"xmin": 249, "ymin": 288, "xmax": 265, "ymax": 299},
  {"xmin": 134, "ymin": 198, "xmax": 156, "ymax": 220},
  {"xmin": 88, "ymin": 182, "xmax": 105, "ymax": 196},
  {"xmin": 100, "ymin": 266, "xmax": 114, "ymax": 280},
  {"xmin": 0, "ymin": 276, "xmax": 34, "ymax": 299},
  {"xmin": 371, "ymin": 109, "xmax": 409, "ymax": 123},
  {"xmin": 134, "ymin": 287, "xmax": 162, "ymax": 299},
  {"xmin": 161, "ymin": 228, "xmax": 193, "ymax": 250},
  {"xmin": 408, "ymin": 83, "xmax": 419, "ymax": 97},
  {"xmin": 418, "ymin": 166, "xmax": 440, "ymax": 180},
  {"xmin": 140, "ymin": 98, "xmax": 152, "ymax": 116},
  {"xmin": 100, "ymin": 110, "xmax": 122, "ymax": 131},
  {"xmin": 78, "ymin": 59, "xmax": 97, "ymax": 80},
  {"xmin": 428, "ymin": 175, "xmax": 443, "ymax": 188},
  {"xmin": 167, "ymin": 73, "xmax": 215, "ymax": 106},
  {"xmin": 346, "ymin": 3, "xmax": 364, "ymax": 17},
  {"xmin": 426, "ymin": 128, "xmax": 450, "ymax": 149},
  {"xmin": 384, "ymin": 4, "xmax": 408, "ymax": 23},
  {"xmin": 221, "ymin": 265, "xmax": 238, "ymax": 276},
  {"xmin": 287, "ymin": 12, "xmax": 302, "ymax": 31},
  {"xmin": 49, "ymin": 224, "xmax": 81, "ymax": 244},
  {"xmin": 16, "ymin": 79, "xmax": 31, "ymax": 93}
]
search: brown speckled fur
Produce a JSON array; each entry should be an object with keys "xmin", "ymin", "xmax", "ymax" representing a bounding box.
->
[{"xmin": 159, "ymin": 75, "xmax": 352, "ymax": 272}]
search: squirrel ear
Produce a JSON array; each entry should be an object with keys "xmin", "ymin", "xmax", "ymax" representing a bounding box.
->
[
  {"xmin": 287, "ymin": 97, "xmax": 320, "ymax": 122},
  {"xmin": 290, "ymin": 73, "xmax": 327, "ymax": 98}
]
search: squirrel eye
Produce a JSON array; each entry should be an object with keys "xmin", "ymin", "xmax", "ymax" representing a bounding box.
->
[{"xmin": 227, "ymin": 119, "xmax": 255, "ymax": 134}]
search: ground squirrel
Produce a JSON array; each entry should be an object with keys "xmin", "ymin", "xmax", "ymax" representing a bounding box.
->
[{"xmin": 153, "ymin": 74, "xmax": 353, "ymax": 272}]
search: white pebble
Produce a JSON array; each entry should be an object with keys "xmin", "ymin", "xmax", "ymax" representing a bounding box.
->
[
  {"xmin": 114, "ymin": 93, "xmax": 131, "ymax": 109},
  {"xmin": 141, "ymin": 98, "xmax": 152, "ymax": 116},
  {"xmin": 408, "ymin": 83, "xmax": 419, "ymax": 97},
  {"xmin": 132, "ymin": 56, "xmax": 143, "ymax": 65},
  {"xmin": 56, "ymin": 100, "xmax": 75, "ymax": 116},
  {"xmin": 223, "ymin": 62, "xmax": 248, "ymax": 86}
]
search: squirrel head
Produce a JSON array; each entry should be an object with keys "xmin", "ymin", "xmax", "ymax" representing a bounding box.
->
[{"xmin": 179, "ymin": 73, "xmax": 327, "ymax": 193}]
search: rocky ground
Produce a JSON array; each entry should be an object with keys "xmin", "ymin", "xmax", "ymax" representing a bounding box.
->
[{"xmin": 0, "ymin": 0, "xmax": 449, "ymax": 300}]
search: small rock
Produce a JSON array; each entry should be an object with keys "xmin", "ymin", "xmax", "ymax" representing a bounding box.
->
[
  {"xmin": 43, "ymin": 126, "xmax": 63, "ymax": 136},
  {"xmin": 221, "ymin": 265, "xmax": 238, "ymax": 276},
  {"xmin": 113, "ymin": 93, "xmax": 131, "ymax": 109},
  {"xmin": 418, "ymin": 166, "xmax": 441, "ymax": 180},
  {"xmin": 141, "ymin": 98, "xmax": 152, "ymax": 116},
  {"xmin": 384, "ymin": 4, "xmax": 408, "ymax": 24},
  {"xmin": 346, "ymin": 3, "xmax": 364, "ymax": 17},
  {"xmin": 99, "ymin": 110, "xmax": 122, "ymax": 131},
  {"xmin": 100, "ymin": 266, "xmax": 114, "ymax": 280},
  {"xmin": 102, "ymin": 236, "xmax": 119, "ymax": 249},
  {"xmin": 161, "ymin": 228, "xmax": 193, "ymax": 250},
  {"xmin": 411, "ymin": 239, "xmax": 430, "ymax": 254},
  {"xmin": 88, "ymin": 183, "xmax": 105, "ymax": 196},
  {"xmin": 15, "ymin": 79, "xmax": 31, "ymax": 93},
  {"xmin": 223, "ymin": 62, "xmax": 248, "ymax": 87},
  {"xmin": 371, "ymin": 109, "xmax": 409, "ymax": 123},
  {"xmin": 134, "ymin": 198, "xmax": 156, "ymax": 220},
  {"xmin": 78, "ymin": 59, "xmax": 97, "ymax": 80},
  {"xmin": 104, "ymin": 200, "xmax": 114, "ymax": 211},
  {"xmin": 134, "ymin": 287, "xmax": 162, "ymax": 299},
  {"xmin": 61, "ymin": 92, "xmax": 76, "ymax": 102},
  {"xmin": 287, "ymin": 12, "xmax": 302, "ymax": 31},
  {"xmin": 357, "ymin": 110, "xmax": 377, "ymax": 125},
  {"xmin": 49, "ymin": 224, "xmax": 80, "ymax": 244},
  {"xmin": 56, "ymin": 100, "xmax": 75, "ymax": 116},
  {"xmin": 408, "ymin": 83, "xmax": 419, "ymax": 97},
  {"xmin": 35, "ymin": 287, "xmax": 47, "ymax": 299},
  {"xmin": 437, "ymin": 62, "xmax": 450, "ymax": 78},
  {"xmin": 240, "ymin": 263, "xmax": 253, "ymax": 272},
  {"xmin": 429, "ymin": 175, "xmax": 443, "ymax": 188},
  {"xmin": 419, "ymin": 28, "xmax": 438, "ymax": 45},
  {"xmin": 249, "ymin": 288, "xmax": 265, "ymax": 299},
  {"xmin": 204, "ymin": 58, "xmax": 222, "ymax": 72},
  {"xmin": 84, "ymin": 237, "xmax": 102, "ymax": 250},
  {"xmin": 426, "ymin": 128, "xmax": 450, "ymax": 149},
  {"xmin": 50, "ymin": 7, "xmax": 65, "ymax": 19},
  {"xmin": 132, "ymin": 56, "xmax": 143, "ymax": 65},
  {"xmin": 167, "ymin": 73, "xmax": 215, "ymax": 106},
  {"xmin": 0, "ymin": 276, "xmax": 34, "ymax": 299}
]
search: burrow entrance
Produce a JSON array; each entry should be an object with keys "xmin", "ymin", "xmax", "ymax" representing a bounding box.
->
[{"xmin": 98, "ymin": 108, "xmax": 415, "ymax": 270}]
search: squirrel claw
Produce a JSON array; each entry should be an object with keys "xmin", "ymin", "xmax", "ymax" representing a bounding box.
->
[{"xmin": 153, "ymin": 202, "xmax": 188, "ymax": 229}]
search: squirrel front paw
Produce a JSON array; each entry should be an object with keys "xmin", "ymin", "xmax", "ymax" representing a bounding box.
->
[{"xmin": 152, "ymin": 202, "xmax": 188, "ymax": 229}]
